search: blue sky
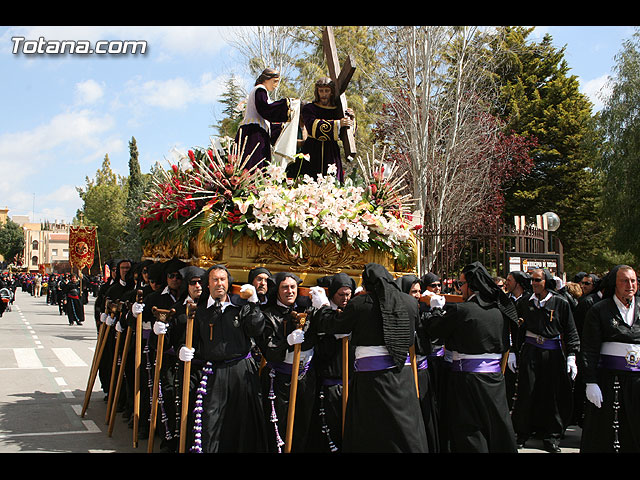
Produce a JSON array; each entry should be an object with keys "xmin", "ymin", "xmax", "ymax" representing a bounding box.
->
[{"xmin": 0, "ymin": 26, "xmax": 636, "ymax": 225}]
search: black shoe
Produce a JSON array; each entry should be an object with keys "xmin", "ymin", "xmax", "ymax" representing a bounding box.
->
[
  {"xmin": 516, "ymin": 435, "xmax": 527, "ymax": 449},
  {"xmin": 542, "ymin": 440, "xmax": 561, "ymax": 453}
]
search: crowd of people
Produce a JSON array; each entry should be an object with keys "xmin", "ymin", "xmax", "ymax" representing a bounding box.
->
[
  {"xmin": 0, "ymin": 270, "xmax": 102, "ymax": 323},
  {"xmin": 76, "ymin": 255, "xmax": 640, "ymax": 454},
  {"xmin": 4, "ymin": 66, "xmax": 638, "ymax": 454}
]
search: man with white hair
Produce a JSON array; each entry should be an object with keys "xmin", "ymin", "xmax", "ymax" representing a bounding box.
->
[{"xmin": 580, "ymin": 265, "xmax": 640, "ymax": 452}]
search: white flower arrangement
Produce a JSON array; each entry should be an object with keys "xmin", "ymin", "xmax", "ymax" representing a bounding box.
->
[{"xmin": 139, "ymin": 139, "xmax": 417, "ymax": 265}]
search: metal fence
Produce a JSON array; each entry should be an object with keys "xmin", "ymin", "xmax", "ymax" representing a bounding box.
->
[{"xmin": 419, "ymin": 222, "xmax": 553, "ymax": 281}]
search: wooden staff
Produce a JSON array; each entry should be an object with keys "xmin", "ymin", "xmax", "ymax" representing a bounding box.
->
[
  {"xmin": 178, "ymin": 301, "xmax": 196, "ymax": 453},
  {"xmin": 132, "ymin": 290, "xmax": 144, "ymax": 448},
  {"xmin": 500, "ymin": 349, "xmax": 510, "ymax": 375},
  {"xmin": 108, "ymin": 307, "xmax": 133, "ymax": 436},
  {"xmin": 409, "ymin": 344, "xmax": 420, "ymax": 398},
  {"xmin": 105, "ymin": 301, "xmax": 124, "ymax": 423},
  {"xmin": 147, "ymin": 306, "xmax": 175, "ymax": 453},
  {"xmin": 81, "ymin": 318, "xmax": 106, "ymax": 416},
  {"xmin": 284, "ymin": 312, "xmax": 307, "ymax": 454},
  {"xmin": 81, "ymin": 299, "xmax": 114, "ymax": 417},
  {"xmin": 341, "ymin": 335, "xmax": 349, "ymax": 436},
  {"xmin": 419, "ymin": 293, "xmax": 463, "ymax": 305}
]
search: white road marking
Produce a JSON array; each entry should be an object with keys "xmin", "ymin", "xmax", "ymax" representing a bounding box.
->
[
  {"xmin": 0, "ymin": 420, "xmax": 101, "ymax": 438},
  {"xmin": 52, "ymin": 348, "xmax": 88, "ymax": 367},
  {"xmin": 14, "ymin": 348, "xmax": 43, "ymax": 368}
]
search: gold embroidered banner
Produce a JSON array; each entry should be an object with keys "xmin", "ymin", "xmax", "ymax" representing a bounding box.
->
[{"xmin": 69, "ymin": 225, "xmax": 97, "ymax": 270}]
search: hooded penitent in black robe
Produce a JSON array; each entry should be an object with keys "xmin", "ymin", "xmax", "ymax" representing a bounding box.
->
[
  {"xmin": 175, "ymin": 264, "xmax": 268, "ymax": 453},
  {"xmin": 249, "ymin": 271, "xmax": 317, "ymax": 453},
  {"xmin": 511, "ymin": 268, "xmax": 580, "ymax": 449},
  {"xmin": 396, "ymin": 274, "xmax": 441, "ymax": 453},
  {"xmin": 305, "ymin": 273, "xmax": 357, "ymax": 453},
  {"xmin": 423, "ymin": 262, "xmax": 517, "ymax": 453},
  {"xmin": 144, "ymin": 257, "xmax": 186, "ymax": 452},
  {"xmin": 313, "ymin": 263, "xmax": 428, "ymax": 453}
]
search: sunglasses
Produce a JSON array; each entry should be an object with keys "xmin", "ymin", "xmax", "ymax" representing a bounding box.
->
[
  {"xmin": 167, "ymin": 273, "xmax": 182, "ymax": 280},
  {"xmin": 189, "ymin": 279, "xmax": 202, "ymax": 286},
  {"xmin": 580, "ymin": 281, "xmax": 593, "ymax": 285},
  {"xmin": 531, "ymin": 278, "xmax": 544, "ymax": 283},
  {"xmin": 429, "ymin": 283, "xmax": 442, "ymax": 287}
]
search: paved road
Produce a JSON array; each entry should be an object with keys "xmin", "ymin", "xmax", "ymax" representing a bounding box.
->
[
  {"xmin": 0, "ymin": 289, "xmax": 138, "ymax": 453},
  {"xmin": 0, "ymin": 287, "xmax": 582, "ymax": 454}
]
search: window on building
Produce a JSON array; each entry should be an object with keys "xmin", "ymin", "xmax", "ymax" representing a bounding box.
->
[
  {"xmin": 52, "ymin": 248, "xmax": 58, "ymax": 256},
  {"xmin": 63, "ymin": 249, "xmax": 69, "ymax": 258},
  {"xmin": 32, "ymin": 240, "xmax": 39, "ymax": 250},
  {"xmin": 31, "ymin": 256, "xmax": 38, "ymax": 266}
]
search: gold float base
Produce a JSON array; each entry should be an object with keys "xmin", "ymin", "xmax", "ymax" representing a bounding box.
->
[{"xmin": 142, "ymin": 233, "xmax": 416, "ymax": 285}]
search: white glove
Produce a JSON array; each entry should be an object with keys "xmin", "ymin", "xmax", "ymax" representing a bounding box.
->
[
  {"xmin": 179, "ymin": 346, "xmax": 195, "ymax": 362},
  {"xmin": 239, "ymin": 284, "xmax": 259, "ymax": 303},
  {"xmin": 507, "ymin": 352, "xmax": 517, "ymax": 373},
  {"xmin": 287, "ymin": 329, "xmax": 305, "ymax": 345},
  {"xmin": 309, "ymin": 286, "xmax": 330, "ymax": 309},
  {"xmin": 142, "ymin": 321, "xmax": 152, "ymax": 331},
  {"xmin": 422, "ymin": 289, "xmax": 436, "ymax": 297},
  {"xmin": 115, "ymin": 321, "xmax": 124, "ymax": 333},
  {"xmin": 567, "ymin": 355, "xmax": 578, "ymax": 381},
  {"xmin": 153, "ymin": 321, "xmax": 168, "ymax": 335},
  {"xmin": 105, "ymin": 315, "xmax": 115, "ymax": 326},
  {"xmin": 334, "ymin": 333, "xmax": 350, "ymax": 339},
  {"xmin": 586, "ymin": 383, "xmax": 603, "ymax": 408},
  {"xmin": 100, "ymin": 312, "xmax": 108, "ymax": 323},
  {"xmin": 429, "ymin": 294, "xmax": 446, "ymax": 309},
  {"xmin": 132, "ymin": 302, "xmax": 145, "ymax": 315}
]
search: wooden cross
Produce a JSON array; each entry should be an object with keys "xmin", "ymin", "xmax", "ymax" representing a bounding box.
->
[{"xmin": 322, "ymin": 26, "xmax": 357, "ymax": 161}]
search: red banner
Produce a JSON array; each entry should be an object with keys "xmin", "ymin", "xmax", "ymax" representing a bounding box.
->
[{"xmin": 69, "ymin": 225, "xmax": 97, "ymax": 270}]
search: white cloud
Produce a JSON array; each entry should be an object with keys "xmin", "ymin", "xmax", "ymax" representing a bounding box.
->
[
  {"xmin": 75, "ymin": 79, "xmax": 105, "ymax": 105},
  {"xmin": 129, "ymin": 72, "xmax": 226, "ymax": 110},
  {"xmin": 0, "ymin": 109, "xmax": 118, "ymax": 221},
  {"xmin": 580, "ymin": 74, "xmax": 611, "ymax": 112}
]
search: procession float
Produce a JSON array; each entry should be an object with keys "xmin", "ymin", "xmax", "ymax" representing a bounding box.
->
[{"xmin": 138, "ymin": 138, "xmax": 421, "ymax": 286}]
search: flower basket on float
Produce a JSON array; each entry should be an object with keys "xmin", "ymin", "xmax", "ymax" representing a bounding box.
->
[{"xmin": 139, "ymin": 138, "xmax": 421, "ymax": 285}]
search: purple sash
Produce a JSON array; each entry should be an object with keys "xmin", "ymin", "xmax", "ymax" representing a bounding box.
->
[
  {"xmin": 268, "ymin": 357, "xmax": 312, "ymax": 376},
  {"xmin": 322, "ymin": 377, "xmax": 343, "ymax": 386},
  {"xmin": 525, "ymin": 335, "xmax": 562, "ymax": 350},
  {"xmin": 599, "ymin": 354, "xmax": 640, "ymax": 373},
  {"xmin": 354, "ymin": 354, "xmax": 395, "ymax": 372},
  {"xmin": 451, "ymin": 357, "xmax": 502, "ymax": 373},
  {"xmin": 428, "ymin": 346, "xmax": 445, "ymax": 358},
  {"xmin": 405, "ymin": 355, "xmax": 428, "ymax": 370}
]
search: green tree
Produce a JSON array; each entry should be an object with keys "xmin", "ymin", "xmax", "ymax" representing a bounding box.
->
[
  {"xmin": 214, "ymin": 75, "xmax": 246, "ymax": 139},
  {"xmin": 118, "ymin": 137, "xmax": 149, "ymax": 260},
  {"xmin": 597, "ymin": 27, "xmax": 640, "ymax": 263},
  {"xmin": 490, "ymin": 26, "xmax": 608, "ymax": 274},
  {"xmin": 0, "ymin": 219, "xmax": 25, "ymax": 264},
  {"xmin": 76, "ymin": 154, "xmax": 128, "ymax": 264}
]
